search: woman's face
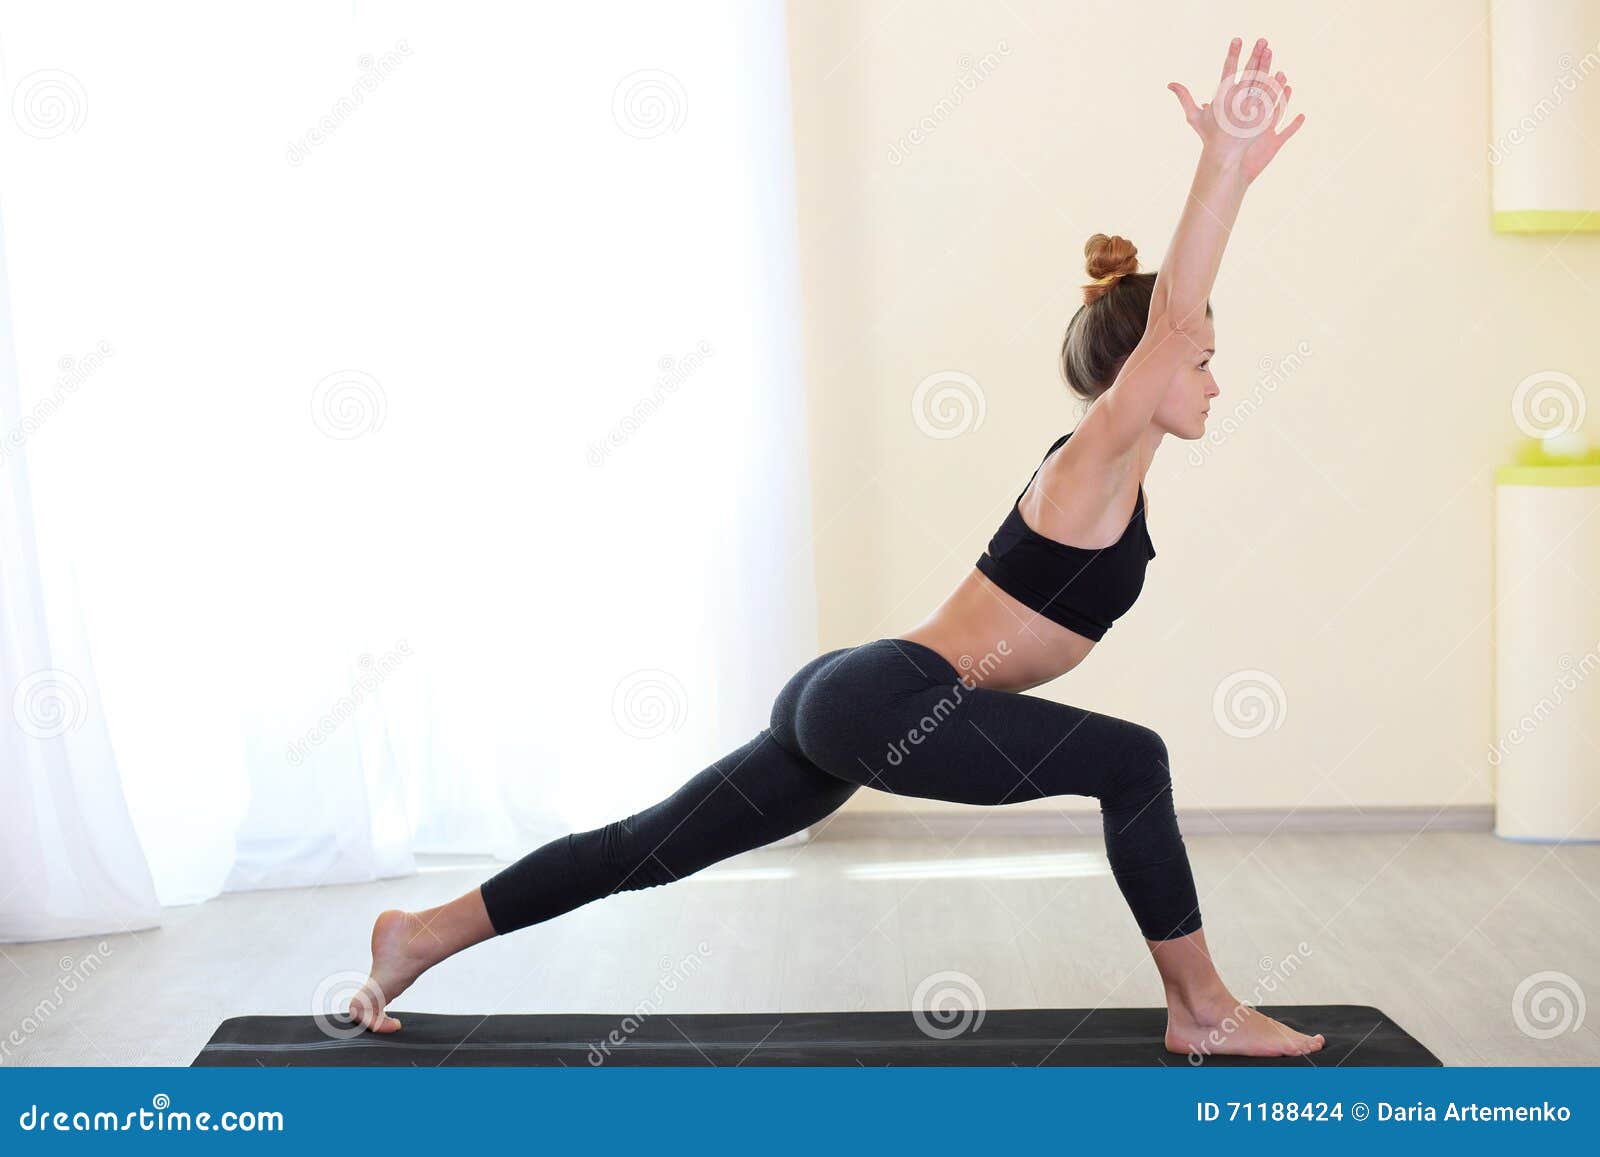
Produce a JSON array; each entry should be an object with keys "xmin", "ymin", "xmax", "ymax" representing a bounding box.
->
[{"xmin": 1153, "ymin": 314, "xmax": 1219, "ymax": 440}]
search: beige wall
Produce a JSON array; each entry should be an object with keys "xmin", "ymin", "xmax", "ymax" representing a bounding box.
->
[{"xmin": 785, "ymin": 1, "xmax": 1598, "ymax": 814}]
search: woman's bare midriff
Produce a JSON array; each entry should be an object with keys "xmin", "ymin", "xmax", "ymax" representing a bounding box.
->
[{"xmin": 898, "ymin": 567, "xmax": 1098, "ymax": 694}]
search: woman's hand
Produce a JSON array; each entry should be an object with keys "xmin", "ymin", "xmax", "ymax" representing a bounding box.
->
[{"xmin": 1168, "ymin": 36, "xmax": 1305, "ymax": 184}]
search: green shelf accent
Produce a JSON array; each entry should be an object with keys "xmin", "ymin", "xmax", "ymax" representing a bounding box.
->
[
  {"xmin": 1492, "ymin": 209, "xmax": 1600, "ymax": 234},
  {"xmin": 1496, "ymin": 464, "xmax": 1600, "ymax": 486}
]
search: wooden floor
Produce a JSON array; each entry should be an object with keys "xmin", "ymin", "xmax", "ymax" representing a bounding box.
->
[{"xmin": 3, "ymin": 827, "xmax": 1598, "ymax": 1066}]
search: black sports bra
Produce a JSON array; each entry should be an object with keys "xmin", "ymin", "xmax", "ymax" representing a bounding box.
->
[{"xmin": 974, "ymin": 430, "xmax": 1155, "ymax": 642}]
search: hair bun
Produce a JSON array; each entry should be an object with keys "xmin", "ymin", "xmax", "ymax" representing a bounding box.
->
[{"xmin": 1082, "ymin": 233, "xmax": 1139, "ymax": 304}]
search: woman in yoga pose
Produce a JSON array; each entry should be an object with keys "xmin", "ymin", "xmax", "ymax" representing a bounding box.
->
[{"xmin": 351, "ymin": 36, "xmax": 1319, "ymax": 1057}]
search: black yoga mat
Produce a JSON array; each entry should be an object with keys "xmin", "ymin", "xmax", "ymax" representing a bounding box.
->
[{"xmin": 194, "ymin": 1005, "xmax": 1438, "ymax": 1067}]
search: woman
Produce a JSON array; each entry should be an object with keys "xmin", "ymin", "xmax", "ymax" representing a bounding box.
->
[{"xmin": 352, "ymin": 36, "xmax": 1319, "ymax": 1058}]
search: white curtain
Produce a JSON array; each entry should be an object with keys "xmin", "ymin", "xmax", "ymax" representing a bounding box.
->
[
  {"xmin": 0, "ymin": 204, "xmax": 162, "ymax": 942},
  {"xmin": 0, "ymin": 0, "xmax": 817, "ymax": 937}
]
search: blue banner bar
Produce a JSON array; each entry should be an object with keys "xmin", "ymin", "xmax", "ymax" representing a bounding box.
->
[{"xmin": 2, "ymin": 1067, "xmax": 1595, "ymax": 1152}]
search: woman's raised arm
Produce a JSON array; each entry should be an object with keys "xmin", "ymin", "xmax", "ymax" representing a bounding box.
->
[{"xmin": 1097, "ymin": 36, "xmax": 1304, "ymax": 449}]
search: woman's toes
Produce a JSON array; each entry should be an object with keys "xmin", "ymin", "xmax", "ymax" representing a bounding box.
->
[{"xmin": 348, "ymin": 980, "xmax": 390, "ymax": 1032}]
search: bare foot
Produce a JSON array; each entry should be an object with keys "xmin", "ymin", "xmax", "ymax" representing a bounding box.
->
[
  {"xmin": 1165, "ymin": 992, "xmax": 1326, "ymax": 1060},
  {"xmin": 349, "ymin": 909, "xmax": 440, "ymax": 1034}
]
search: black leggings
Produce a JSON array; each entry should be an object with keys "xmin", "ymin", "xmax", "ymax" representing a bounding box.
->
[{"xmin": 479, "ymin": 638, "xmax": 1203, "ymax": 942}]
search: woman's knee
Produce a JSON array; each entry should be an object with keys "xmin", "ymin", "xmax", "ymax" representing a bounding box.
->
[
  {"xmin": 1100, "ymin": 722, "xmax": 1173, "ymax": 808},
  {"xmin": 1126, "ymin": 723, "xmax": 1170, "ymax": 771}
]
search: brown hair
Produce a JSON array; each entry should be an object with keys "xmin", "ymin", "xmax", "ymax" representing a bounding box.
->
[{"xmin": 1059, "ymin": 233, "xmax": 1210, "ymax": 402}]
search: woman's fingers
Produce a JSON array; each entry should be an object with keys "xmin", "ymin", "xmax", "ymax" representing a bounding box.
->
[
  {"xmin": 1206, "ymin": 36, "xmax": 1294, "ymax": 143},
  {"xmin": 1250, "ymin": 45, "xmax": 1280, "ymax": 124},
  {"xmin": 1235, "ymin": 37, "xmax": 1260, "ymax": 84},
  {"xmin": 1266, "ymin": 72, "xmax": 1289, "ymax": 127},
  {"xmin": 1259, "ymin": 112, "xmax": 1306, "ymax": 167},
  {"xmin": 1221, "ymin": 37, "xmax": 1266, "ymax": 105},
  {"xmin": 1220, "ymin": 36, "xmax": 1243, "ymax": 84},
  {"xmin": 1168, "ymin": 81, "xmax": 1202, "ymax": 122}
]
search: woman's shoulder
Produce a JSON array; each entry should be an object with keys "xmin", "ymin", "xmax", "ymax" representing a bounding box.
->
[
  {"xmin": 1022, "ymin": 418, "xmax": 1146, "ymax": 545},
  {"xmin": 1038, "ymin": 415, "xmax": 1134, "ymax": 489}
]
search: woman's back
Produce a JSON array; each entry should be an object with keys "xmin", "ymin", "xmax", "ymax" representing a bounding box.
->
[{"xmin": 899, "ymin": 406, "xmax": 1157, "ymax": 692}]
